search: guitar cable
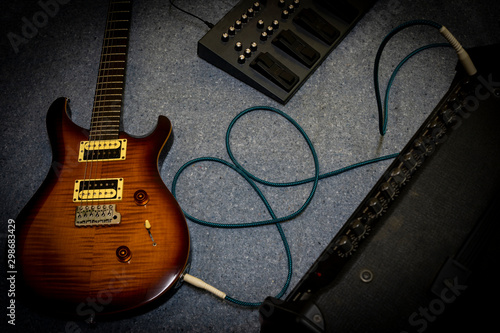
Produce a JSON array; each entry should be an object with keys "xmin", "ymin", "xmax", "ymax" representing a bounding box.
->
[{"xmin": 174, "ymin": 20, "xmax": 477, "ymax": 307}]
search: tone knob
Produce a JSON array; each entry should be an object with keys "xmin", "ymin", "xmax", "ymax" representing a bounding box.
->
[
  {"xmin": 116, "ymin": 245, "xmax": 132, "ymax": 263},
  {"xmin": 336, "ymin": 235, "xmax": 354, "ymax": 255}
]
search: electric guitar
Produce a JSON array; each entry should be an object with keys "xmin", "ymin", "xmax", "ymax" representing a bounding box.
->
[{"xmin": 17, "ymin": 0, "xmax": 190, "ymax": 318}]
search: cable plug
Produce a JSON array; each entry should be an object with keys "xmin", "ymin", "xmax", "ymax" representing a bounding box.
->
[
  {"xmin": 440, "ymin": 26, "xmax": 477, "ymax": 76},
  {"xmin": 183, "ymin": 273, "xmax": 227, "ymax": 300}
]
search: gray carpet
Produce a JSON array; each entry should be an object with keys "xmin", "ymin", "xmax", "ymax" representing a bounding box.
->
[{"xmin": 1, "ymin": 0, "xmax": 499, "ymax": 332}]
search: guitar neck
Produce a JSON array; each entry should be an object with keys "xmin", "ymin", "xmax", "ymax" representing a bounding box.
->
[{"xmin": 90, "ymin": 0, "xmax": 132, "ymax": 141}]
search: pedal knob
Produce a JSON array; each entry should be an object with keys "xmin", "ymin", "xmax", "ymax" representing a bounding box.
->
[
  {"xmin": 235, "ymin": 41, "xmax": 243, "ymax": 51},
  {"xmin": 253, "ymin": 2, "xmax": 261, "ymax": 11},
  {"xmin": 238, "ymin": 54, "xmax": 246, "ymax": 64},
  {"xmin": 250, "ymin": 41, "xmax": 258, "ymax": 51},
  {"xmin": 282, "ymin": 9, "xmax": 289, "ymax": 19},
  {"xmin": 257, "ymin": 19, "xmax": 265, "ymax": 29},
  {"xmin": 221, "ymin": 32, "xmax": 229, "ymax": 42},
  {"xmin": 260, "ymin": 31, "xmax": 268, "ymax": 41}
]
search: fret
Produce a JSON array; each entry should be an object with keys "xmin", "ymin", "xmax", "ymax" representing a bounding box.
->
[
  {"xmin": 101, "ymin": 52, "xmax": 127, "ymax": 56},
  {"xmin": 97, "ymin": 81, "xmax": 124, "ymax": 84},
  {"xmin": 97, "ymin": 74, "xmax": 124, "ymax": 78}
]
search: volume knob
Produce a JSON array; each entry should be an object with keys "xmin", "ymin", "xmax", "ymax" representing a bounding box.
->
[{"xmin": 350, "ymin": 217, "xmax": 367, "ymax": 238}]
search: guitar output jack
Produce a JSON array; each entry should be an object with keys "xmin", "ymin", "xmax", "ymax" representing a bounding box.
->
[{"xmin": 116, "ymin": 245, "xmax": 132, "ymax": 263}]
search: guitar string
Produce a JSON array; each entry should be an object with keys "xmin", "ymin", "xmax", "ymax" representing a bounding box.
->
[{"xmin": 82, "ymin": 1, "xmax": 117, "ymax": 213}]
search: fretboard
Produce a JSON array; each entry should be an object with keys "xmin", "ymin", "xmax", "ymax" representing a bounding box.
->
[{"xmin": 90, "ymin": 0, "xmax": 132, "ymax": 141}]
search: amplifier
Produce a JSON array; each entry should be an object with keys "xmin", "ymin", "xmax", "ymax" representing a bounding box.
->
[{"xmin": 259, "ymin": 43, "xmax": 500, "ymax": 332}]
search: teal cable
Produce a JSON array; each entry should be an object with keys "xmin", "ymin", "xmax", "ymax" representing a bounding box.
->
[
  {"xmin": 374, "ymin": 19, "xmax": 444, "ymax": 135},
  {"xmin": 171, "ymin": 106, "xmax": 398, "ymax": 307}
]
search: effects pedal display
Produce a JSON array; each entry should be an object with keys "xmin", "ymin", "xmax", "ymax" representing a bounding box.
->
[{"xmin": 198, "ymin": 0, "xmax": 376, "ymax": 104}]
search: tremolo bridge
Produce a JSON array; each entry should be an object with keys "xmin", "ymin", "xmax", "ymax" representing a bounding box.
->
[
  {"xmin": 75, "ymin": 204, "xmax": 121, "ymax": 227},
  {"xmin": 73, "ymin": 178, "xmax": 124, "ymax": 226}
]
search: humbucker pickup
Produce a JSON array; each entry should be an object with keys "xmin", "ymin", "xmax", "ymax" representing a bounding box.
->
[
  {"xmin": 78, "ymin": 139, "xmax": 127, "ymax": 162},
  {"xmin": 75, "ymin": 204, "xmax": 121, "ymax": 227},
  {"xmin": 73, "ymin": 178, "xmax": 123, "ymax": 202}
]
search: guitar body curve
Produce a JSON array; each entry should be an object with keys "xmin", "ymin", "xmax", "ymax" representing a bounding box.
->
[{"xmin": 17, "ymin": 97, "xmax": 190, "ymax": 317}]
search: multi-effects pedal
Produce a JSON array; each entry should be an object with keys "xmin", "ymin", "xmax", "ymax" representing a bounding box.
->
[{"xmin": 198, "ymin": 0, "xmax": 377, "ymax": 104}]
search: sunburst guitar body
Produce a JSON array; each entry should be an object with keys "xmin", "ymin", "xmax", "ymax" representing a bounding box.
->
[{"xmin": 16, "ymin": 0, "xmax": 190, "ymax": 318}]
